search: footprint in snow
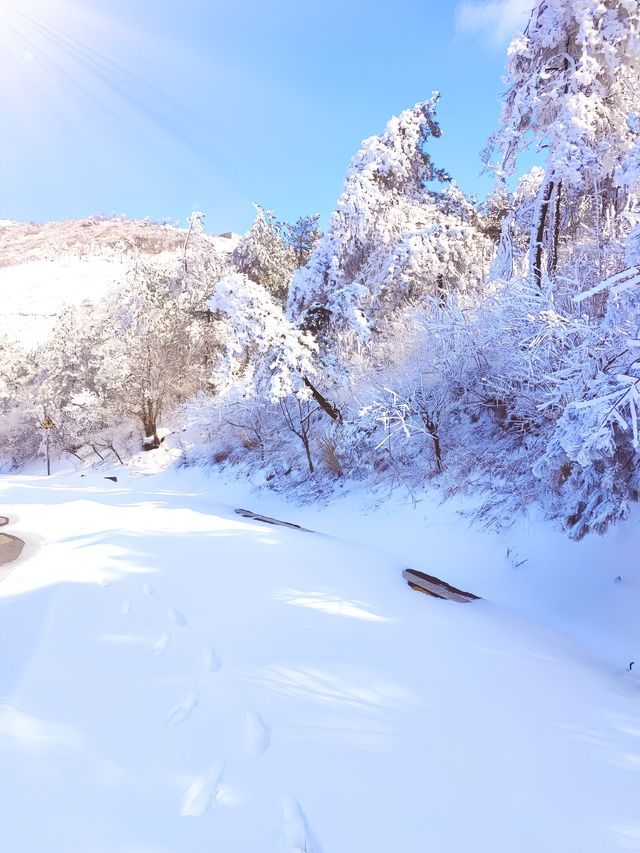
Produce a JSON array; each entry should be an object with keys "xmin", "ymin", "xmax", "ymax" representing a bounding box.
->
[
  {"xmin": 150, "ymin": 633, "xmax": 171, "ymax": 655},
  {"xmin": 180, "ymin": 762, "xmax": 224, "ymax": 817},
  {"xmin": 167, "ymin": 608, "xmax": 187, "ymax": 627},
  {"xmin": 281, "ymin": 798, "xmax": 321, "ymax": 853},
  {"xmin": 142, "ymin": 581, "xmax": 155, "ymax": 595},
  {"xmin": 201, "ymin": 644, "xmax": 222, "ymax": 673},
  {"xmin": 121, "ymin": 599, "xmax": 132, "ymax": 615},
  {"xmin": 243, "ymin": 710, "xmax": 270, "ymax": 755},
  {"xmin": 167, "ymin": 691, "xmax": 199, "ymax": 726}
]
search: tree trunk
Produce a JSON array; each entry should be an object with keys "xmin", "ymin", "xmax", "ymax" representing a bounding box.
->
[
  {"xmin": 140, "ymin": 398, "xmax": 161, "ymax": 450},
  {"xmin": 301, "ymin": 432, "xmax": 314, "ymax": 474},
  {"xmin": 549, "ymin": 180, "xmax": 562, "ymax": 274},
  {"xmin": 422, "ymin": 413, "xmax": 442, "ymax": 471},
  {"xmin": 533, "ymin": 179, "xmax": 555, "ymax": 289},
  {"xmin": 547, "ymin": 49, "xmax": 569, "ymax": 278},
  {"xmin": 107, "ymin": 443, "xmax": 125, "ymax": 465},
  {"xmin": 302, "ymin": 376, "xmax": 342, "ymax": 423}
]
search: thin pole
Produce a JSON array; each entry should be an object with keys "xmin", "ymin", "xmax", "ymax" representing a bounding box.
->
[{"xmin": 46, "ymin": 430, "xmax": 50, "ymax": 476}]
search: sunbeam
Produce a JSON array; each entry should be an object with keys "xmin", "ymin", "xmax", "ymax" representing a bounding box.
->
[{"xmin": 0, "ymin": 0, "xmax": 192, "ymax": 152}]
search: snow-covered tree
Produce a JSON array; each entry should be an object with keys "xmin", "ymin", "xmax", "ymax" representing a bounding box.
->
[
  {"xmin": 182, "ymin": 210, "xmax": 206, "ymax": 273},
  {"xmin": 619, "ymin": 137, "xmax": 640, "ymax": 266},
  {"xmin": 208, "ymin": 272, "xmax": 319, "ymax": 403},
  {"xmin": 35, "ymin": 256, "xmax": 218, "ymax": 454},
  {"xmin": 288, "ymin": 94, "xmax": 492, "ymax": 343},
  {"xmin": 530, "ymin": 266, "xmax": 640, "ymax": 536},
  {"xmin": 285, "ymin": 214, "xmax": 322, "ymax": 267},
  {"xmin": 232, "ymin": 206, "xmax": 296, "ymax": 302},
  {"xmin": 102, "ymin": 258, "xmax": 216, "ymax": 448},
  {"xmin": 0, "ymin": 336, "xmax": 30, "ymax": 408},
  {"xmin": 487, "ymin": 0, "xmax": 640, "ymax": 287},
  {"xmin": 207, "ymin": 273, "xmax": 342, "ymax": 471},
  {"xmin": 489, "ymin": 167, "xmax": 545, "ymax": 281},
  {"xmin": 0, "ymin": 337, "xmax": 39, "ymax": 470}
]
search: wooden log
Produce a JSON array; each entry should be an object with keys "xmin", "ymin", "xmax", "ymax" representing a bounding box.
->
[
  {"xmin": 407, "ymin": 581, "xmax": 445, "ymax": 599},
  {"xmin": 403, "ymin": 568, "xmax": 480, "ymax": 603},
  {"xmin": 234, "ymin": 508, "xmax": 312, "ymax": 532}
]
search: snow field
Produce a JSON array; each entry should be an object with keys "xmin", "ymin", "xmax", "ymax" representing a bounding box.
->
[
  {"xmin": 0, "ymin": 469, "xmax": 639, "ymax": 852},
  {"xmin": 0, "ymin": 257, "xmax": 127, "ymax": 349}
]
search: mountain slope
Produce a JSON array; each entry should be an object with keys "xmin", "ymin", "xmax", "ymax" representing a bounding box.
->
[{"xmin": 0, "ymin": 216, "xmax": 238, "ymax": 349}]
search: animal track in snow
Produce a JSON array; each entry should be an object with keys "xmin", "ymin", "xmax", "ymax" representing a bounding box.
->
[
  {"xmin": 180, "ymin": 776, "xmax": 210, "ymax": 817},
  {"xmin": 150, "ymin": 633, "xmax": 171, "ymax": 655},
  {"xmin": 166, "ymin": 691, "xmax": 199, "ymax": 726},
  {"xmin": 121, "ymin": 599, "xmax": 132, "ymax": 615},
  {"xmin": 180, "ymin": 762, "xmax": 224, "ymax": 817},
  {"xmin": 243, "ymin": 710, "xmax": 270, "ymax": 755},
  {"xmin": 281, "ymin": 798, "xmax": 320, "ymax": 852},
  {"xmin": 201, "ymin": 644, "xmax": 222, "ymax": 673},
  {"xmin": 142, "ymin": 581, "xmax": 155, "ymax": 595},
  {"xmin": 167, "ymin": 607, "xmax": 187, "ymax": 627}
]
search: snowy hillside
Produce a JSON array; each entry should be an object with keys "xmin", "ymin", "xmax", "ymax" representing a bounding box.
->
[
  {"xmin": 1, "ymin": 466, "xmax": 639, "ymax": 853},
  {"xmin": 0, "ymin": 217, "xmax": 238, "ymax": 349}
]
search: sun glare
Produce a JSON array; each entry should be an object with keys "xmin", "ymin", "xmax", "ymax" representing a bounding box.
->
[
  {"xmin": 0, "ymin": 0, "xmax": 89, "ymax": 86},
  {"xmin": 0, "ymin": 0, "xmax": 182, "ymax": 150}
]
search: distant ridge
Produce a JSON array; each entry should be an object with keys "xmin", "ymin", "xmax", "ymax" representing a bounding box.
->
[{"xmin": 0, "ymin": 215, "xmax": 238, "ymax": 269}]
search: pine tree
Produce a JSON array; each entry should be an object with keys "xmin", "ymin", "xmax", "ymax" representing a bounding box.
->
[
  {"xmin": 285, "ymin": 214, "xmax": 322, "ymax": 267},
  {"xmin": 232, "ymin": 205, "xmax": 296, "ymax": 302},
  {"xmin": 487, "ymin": 0, "xmax": 640, "ymax": 287},
  {"xmin": 288, "ymin": 94, "xmax": 491, "ymax": 344}
]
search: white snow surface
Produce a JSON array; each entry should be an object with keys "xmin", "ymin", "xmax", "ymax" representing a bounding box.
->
[
  {"xmin": 1, "ymin": 465, "xmax": 639, "ymax": 852},
  {"xmin": 0, "ymin": 257, "xmax": 128, "ymax": 349}
]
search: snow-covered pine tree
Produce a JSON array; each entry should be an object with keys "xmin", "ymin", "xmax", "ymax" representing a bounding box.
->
[
  {"xmin": 232, "ymin": 205, "xmax": 296, "ymax": 302},
  {"xmin": 288, "ymin": 94, "xmax": 491, "ymax": 345},
  {"xmin": 487, "ymin": 0, "xmax": 640, "ymax": 288}
]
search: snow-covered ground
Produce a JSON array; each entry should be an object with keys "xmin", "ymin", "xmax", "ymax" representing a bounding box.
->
[
  {"xmin": 0, "ymin": 257, "xmax": 128, "ymax": 349},
  {"xmin": 1, "ymin": 465, "xmax": 639, "ymax": 852}
]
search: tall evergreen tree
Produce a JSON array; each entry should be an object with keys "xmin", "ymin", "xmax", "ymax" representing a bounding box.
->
[
  {"xmin": 232, "ymin": 205, "xmax": 296, "ymax": 302},
  {"xmin": 486, "ymin": 0, "xmax": 640, "ymax": 287},
  {"xmin": 286, "ymin": 214, "xmax": 322, "ymax": 267},
  {"xmin": 288, "ymin": 94, "xmax": 490, "ymax": 343}
]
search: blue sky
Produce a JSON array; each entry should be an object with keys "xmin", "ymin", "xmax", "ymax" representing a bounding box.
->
[{"xmin": 0, "ymin": 0, "xmax": 532, "ymax": 233}]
